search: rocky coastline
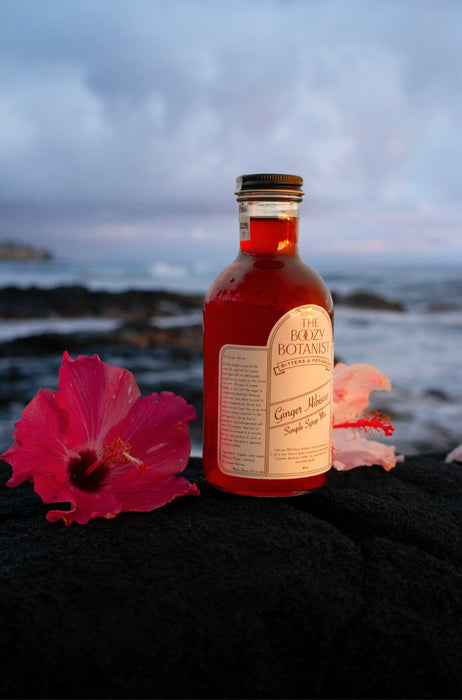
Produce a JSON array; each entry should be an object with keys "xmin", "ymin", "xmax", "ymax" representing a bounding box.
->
[
  {"xmin": 0, "ymin": 283, "xmax": 403, "ymax": 354},
  {"xmin": 0, "ymin": 286, "xmax": 205, "ymax": 355},
  {"xmin": 1, "ymin": 284, "xmax": 403, "ymax": 319},
  {"xmin": 0, "ymin": 283, "xmax": 455, "ymax": 457}
]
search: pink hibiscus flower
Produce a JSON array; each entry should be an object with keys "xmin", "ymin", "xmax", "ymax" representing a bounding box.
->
[
  {"xmin": 1, "ymin": 352, "xmax": 199, "ymax": 525},
  {"xmin": 446, "ymin": 443, "xmax": 462, "ymax": 463},
  {"xmin": 332, "ymin": 362, "xmax": 403, "ymax": 471}
]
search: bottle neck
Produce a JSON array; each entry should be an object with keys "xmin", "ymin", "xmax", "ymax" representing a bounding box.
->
[{"xmin": 238, "ymin": 200, "xmax": 300, "ymax": 256}]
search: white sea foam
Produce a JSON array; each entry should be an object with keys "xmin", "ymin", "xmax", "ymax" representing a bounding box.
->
[
  {"xmin": 149, "ymin": 261, "xmax": 188, "ymax": 278},
  {"xmin": 0, "ymin": 259, "xmax": 217, "ymax": 293},
  {"xmin": 150, "ymin": 312, "xmax": 203, "ymax": 329},
  {"xmin": 0, "ymin": 317, "xmax": 120, "ymax": 342}
]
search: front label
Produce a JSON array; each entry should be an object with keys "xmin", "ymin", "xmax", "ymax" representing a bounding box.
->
[{"xmin": 218, "ymin": 305, "xmax": 333, "ymax": 479}]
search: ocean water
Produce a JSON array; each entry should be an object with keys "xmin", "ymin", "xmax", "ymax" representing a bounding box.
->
[
  {"xmin": 0, "ymin": 257, "xmax": 461, "ymax": 457},
  {"xmin": 0, "ymin": 258, "xmax": 215, "ymax": 293}
]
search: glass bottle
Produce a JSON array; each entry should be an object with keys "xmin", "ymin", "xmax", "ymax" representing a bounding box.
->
[{"xmin": 203, "ymin": 173, "xmax": 334, "ymax": 496}]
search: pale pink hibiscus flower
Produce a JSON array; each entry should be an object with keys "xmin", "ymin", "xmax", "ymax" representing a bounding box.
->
[
  {"xmin": 446, "ymin": 443, "xmax": 462, "ymax": 463},
  {"xmin": 1, "ymin": 352, "xmax": 198, "ymax": 525},
  {"xmin": 332, "ymin": 362, "xmax": 403, "ymax": 471}
]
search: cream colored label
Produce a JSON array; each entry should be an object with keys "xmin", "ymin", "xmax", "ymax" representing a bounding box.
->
[{"xmin": 218, "ymin": 305, "xmax": 333, "ymax": 478}]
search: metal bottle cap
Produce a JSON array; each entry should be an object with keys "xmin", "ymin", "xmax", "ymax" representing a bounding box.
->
[{"xmin": 235, "ymin": 173, "xmax": 304, "ymax": 195}]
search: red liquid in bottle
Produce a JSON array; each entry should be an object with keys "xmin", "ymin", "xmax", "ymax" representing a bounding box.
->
[{"xmin": 203, "ymin": 215, "xmax": 334, "ymax": 497}]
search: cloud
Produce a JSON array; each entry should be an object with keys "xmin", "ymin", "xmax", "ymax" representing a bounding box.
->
[{"xmin": 0, "ymin": 0, "xmax": 461, "ymax": 261}]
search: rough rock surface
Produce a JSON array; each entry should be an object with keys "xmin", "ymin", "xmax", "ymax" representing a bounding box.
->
[
  {"xmin": 0, "ymin": 285, "xmax": 404, "ymax": 321},
  {"xmin": 0, "ymin": 453, "xmax": 461, "ymax": 699}
]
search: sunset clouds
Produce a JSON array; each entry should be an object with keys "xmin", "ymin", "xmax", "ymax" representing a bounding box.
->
[{"xmin": 1, "ymin": 0, "xmax": 461, "ymax": 263}]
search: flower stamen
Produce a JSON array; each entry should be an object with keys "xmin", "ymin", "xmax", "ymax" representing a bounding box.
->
[
  {"xmin": 102, "ymin": 437, "xmax": 147, "ymax": 474},
  {"xmin": 83, "ymin": 455, "xmax": 106, "ymax": 476},
  {"xmin": 334, "ymin": 410, "xmax": 394, "ymax": 437}
]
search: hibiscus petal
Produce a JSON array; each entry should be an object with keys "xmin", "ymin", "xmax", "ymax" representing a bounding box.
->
[
  {"xmin": 57, "ymin": 352, "xmax": 140, "ymax": 449},
  {"xmin": 332, "ymin": 429, "xmax": 402, "ymax": 471},
  {"xmin": 333, "ymin": 362, "xmax": 391, "ymax": 425},
  {"xmin": 114, "ymin": 391, "xmax": 197, "ymax": 478},
  {"xmin": 45, "ymin": 486, "xmax": 121, "ymax": 526},
  {"xmin": 445, "ymin": 443, "xmax": 462, "ymax": 463},
  {"xmin": 33, "ymin": 474, "xmax": 73, "ymax": 503},
  {"xmin": 115, "ymin": 474, "xmax": 199, "ymax": 513},
  {"xmin": 2, "ymin": 388, "xmax": 72, "ymax": 486},
  {"xmin": 44, "ymin": 472, "xmax": 198, "ymax": 524}
]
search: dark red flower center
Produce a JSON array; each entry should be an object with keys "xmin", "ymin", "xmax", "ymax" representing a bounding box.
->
[
  {"xmin": 67, "ymin": 440, "xmax": 146, "ymax": 492},
  {"xmin": 68, "ymin": 450, "xmax": 109, "ymax": 492}
]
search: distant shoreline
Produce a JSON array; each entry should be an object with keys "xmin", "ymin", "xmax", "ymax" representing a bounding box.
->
[{"xmin": 0, "ymin": 242, "xmax": 53, "ymax": 261}]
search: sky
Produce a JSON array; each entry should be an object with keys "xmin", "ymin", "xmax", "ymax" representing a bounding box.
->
[{"xmin": 1, "ymin": 0, "xmax": 462, "ymax": 266}]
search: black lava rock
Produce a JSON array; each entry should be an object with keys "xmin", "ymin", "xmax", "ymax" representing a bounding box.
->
[{"xmin": 0, "ymin": 454, "xmax": 460, "ymax": 699}]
